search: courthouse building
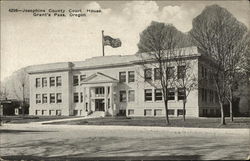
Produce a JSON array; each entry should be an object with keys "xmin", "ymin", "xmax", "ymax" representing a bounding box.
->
[{"xmin": 27, "ymin": 46, "xmax": 220, "ymax": 117}]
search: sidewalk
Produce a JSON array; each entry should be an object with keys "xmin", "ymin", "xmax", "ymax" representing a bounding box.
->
[
  {"xmin": 1, "ymin": 122, "xmax": 249, "ymax": 136},
  {"xmin": 30, "ymin": 115, "xmax": 102, "ymax": 124}
]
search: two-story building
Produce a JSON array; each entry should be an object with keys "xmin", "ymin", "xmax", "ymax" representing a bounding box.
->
[{"xmin": 27, "ymin": 46, "xmax": 220, "ymax": 117}]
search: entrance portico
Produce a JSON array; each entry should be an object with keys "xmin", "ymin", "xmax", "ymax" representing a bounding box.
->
[{"xmin": 80, "ymin": 72, "xmax": 118, "ymax": 116}]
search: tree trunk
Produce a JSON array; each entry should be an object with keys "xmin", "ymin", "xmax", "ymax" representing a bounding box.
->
[
  {"xmin": 229, "ymin": 99, "xmax": 233, "ymax": 122},
  {"xmin": 22, "ymin": 85, "xmax": 25, "ymax": 118},
  {"xmin": 164, "ymin": 100, "xmax": 170, "ymax": 125},
  {"xmin": 183, "ymin": 100, "xmax": 186, "ymax": 121},
  {"xmin": 219, "ymin": 102, "xmax": 226, "ymax": 125}
]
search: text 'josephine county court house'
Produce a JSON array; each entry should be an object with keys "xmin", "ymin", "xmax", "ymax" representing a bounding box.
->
[{"xmin": 27, "ymin": 46, "xmax": 221, "ymax": 117}]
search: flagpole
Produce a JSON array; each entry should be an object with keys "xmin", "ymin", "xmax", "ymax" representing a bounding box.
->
[{"xmin": 102, "ymin": 30, "xmax": 105, "ymax": 56}]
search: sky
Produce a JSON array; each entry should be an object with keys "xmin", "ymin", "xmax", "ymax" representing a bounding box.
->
[{"xmin": 1, "ymin": 0, "xmax": 249, "ymax": 81}]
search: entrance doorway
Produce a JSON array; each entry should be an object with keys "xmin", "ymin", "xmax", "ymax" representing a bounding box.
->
[{"xmin": 95, "ymin": 99, "xmax": 105, "ymax": 111}]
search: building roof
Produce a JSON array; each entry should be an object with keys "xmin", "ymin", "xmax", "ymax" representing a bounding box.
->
[{"xmin": 27, "ymin": 46, "xmax": 201, "ymax": 74}]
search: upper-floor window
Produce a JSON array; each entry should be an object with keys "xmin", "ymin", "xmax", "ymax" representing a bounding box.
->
[
  {"xmin": 74, "ymin": 92, "xmax": 79, "ymax": 103},
  {"xmin": 178, "ymin": 88, "xmax": 186, "ymax": 100},
  {"xmin": 42, "ymin": 78, "xmax": 47, "ymax": 87},
  {"xmin": 80, "ymin": 75, "xmax": 86, "ymax": 82},
  {"xmin": 42, "ymin": 94, "xmax": 47, "ymax": 103},
  {"xmin": 36, "ymin": 78, "xmax": 41, "ymax": 88},
  {"xmin": 167, "ymin": 67, "xmax": 175, "ymax": 79},
  {"xmin": 145, "ymin": 89, "xmax": 152, "ymax": 101},
  {"xmin": 167, "ymin": 88, "xmax": 175, "ymax": 100},
  {"xmin": 144, "ymin": 68, "xmax": 152, "ymax": 81},
  {"xmin": 119, "ymin": 72, "xmax": 126, "ymax": 83},
  {"xmin": 73, "ymin": 75, "xmax": 79, "ymax": 86},
  {"xmin": 177, "ymin": 66, "xmax": 186, "ymax": 79},
  {"xmin": 154, "ymin": 68, "xmax": 161, "ymax": 80},
  {"xmin": 155, "ymin": 89, "xmax": 162, "ymax": 101},
  {"xmin": 57, "ymin": 93, "xmax": 62, "ymax": 103},
  {"xmin": 50, "ymin": 93, "xmax": 55, "ymax": 103},
  {"xmin": 120, "ymin": 90, "xmax": 126, "ymax": 102},
  {"xmin": 128, "ymin": 90, "xmax": 135, "ymax": 102},
  {"xmin": 50, "ymin": 77, "xmax": 55, "ymax": 87},
  {"xmin": 36, "ymin": 94, "xmax": 41, "ymax": 104},
  {"xmin": 95, "ymin": 87, "xmax": 104, "ymax": 95},
  {"xmin": 128, "ymin": 71, "xmax": 135, "ymax": 82},
  {"xmin": 56, "ymin": 76, "xmax": 62, "ymax": 86}
]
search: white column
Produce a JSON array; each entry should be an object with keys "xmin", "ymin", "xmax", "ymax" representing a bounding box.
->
[
  {"xmin": 104, "ymin": 86, "xmax": 108, "ymax": 112},
  {"xmin": 110, "ymin": 85, "xmax": 113, "ymax": 116}
]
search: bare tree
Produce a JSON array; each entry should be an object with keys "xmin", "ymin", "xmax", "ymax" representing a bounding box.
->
[
  {"xmin": 189, "ymin": 4, "xmax": 248, "ymax": 125},
  {"xmin": 173, "ymin": 50, "xmax": 198, "ymax": 121},
  {"xmin": 11, "ymin": 68, "xmax": 29, "ymax": 117},
  {"xmin": 137, "ymin": 21, "xmax": 187, "ymax": 125}
]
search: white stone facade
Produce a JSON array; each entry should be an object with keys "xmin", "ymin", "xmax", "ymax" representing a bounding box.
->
[{"xmin": 27, "ymin": 47, "xmax": 220, "ymax": 117}]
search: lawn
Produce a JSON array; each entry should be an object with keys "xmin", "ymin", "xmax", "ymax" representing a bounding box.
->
[
  {"xmin": 0, "ymin": 115, "xmax": 79, "ymax": 124},
  {"xmin": 46, "ymin": 116, "xmax": 250, "ymax": 128}
]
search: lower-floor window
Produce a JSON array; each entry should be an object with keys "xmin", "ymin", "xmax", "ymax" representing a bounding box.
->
[
  {"xmin": 42, "ymin": 110, "xmax": 46, "ymax": 115},
  {"xmin": 57, "ymin": 93, "xmax": 62, "ymax": 103},
  {"xmin": 36, "ymin": 94, "xmax": 41, "ymax": 104},
  {"xmin": 168, "ymin": 109, "xmax": 175, "ymax": 115},
  {"xmin": 145, "ymin": 89, "xmax": 152, "ymax": 101},
  {"xmin": 154, "ymin": 109, "xmax": 162, "ymax": 116},
  {"xmin": 49, "ymin": 110, "xmax": 54, "ymax": 116},
  {"xmin": 144, "ymin": 109, "xmax": 152, "ymax": 116},
  {"xmin": 128, "ymin": 109, "xmax": 134, "ymax": 115},
  {"xmin": 50, "ymin": 93, "xmax": 55, "ymax": 103},
  {"xmin": 178, "ymin": 88, "xmax": 186, "ymax": 100},
  {"xmin": 56, "ymin": 110, "xmax": 62, "ymax": 116},
  {"xmin": 120, "ymin": 91, "xmax": 127, "ymax": 102},
  {"xmin": 203, "ymin": 109, "xmax": 208, "ymax": 116},
  {"xmin": 74, "ymin": 110, "xmax": 78, "ymax": 115},
  {"xmin": 155, "ymin": 89, "xmax": 163, "ymax": 101},
  {"xmin": 177, "ymin": 109, "xmax": 185, "ymax": 116},
  {"xmin": 74, "ymin": 93, "xmax": 79, "ymax": 103}
]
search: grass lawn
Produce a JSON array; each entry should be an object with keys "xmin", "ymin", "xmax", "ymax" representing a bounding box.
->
[
  {"xmin": 0, "ymin": 115, "xmax": 79, "ymax": 124},
  {"xmin": 47, "ymin": 116, "xmax": 250, "ymax": 128}
]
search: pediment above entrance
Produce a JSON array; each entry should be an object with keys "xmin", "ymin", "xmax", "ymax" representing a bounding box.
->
[{"xmin": 81, "ymin": 72, "xmax": 118, "ymax": 84}]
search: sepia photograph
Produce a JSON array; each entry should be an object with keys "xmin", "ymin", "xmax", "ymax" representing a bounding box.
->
[{"xmin": 0, "ymin": 0, "xmax": 249, "ymax": 160}]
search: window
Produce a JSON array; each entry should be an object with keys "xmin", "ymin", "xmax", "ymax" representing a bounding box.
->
[
  {"xmin": 167, "ymin": 67, "xmax": 175, "ymax": 79},
  {"xmin": 154, "ymin": 68, "xmax": 161, "ymax": 80},
  {"xmin": 177, "ymin": 65, "xmax": 186, "ymax": 79},
  {"xmin": 42, "ymin": 110, "xmax": 46, "ymax": 115},
  {"xmin": 128, "ymin": 71, "xmax": 135, "ymax": 82},
  {"xmin": 36, "ymin": 78, "xmax": 41, "ymax": 88},
  {"xmin": 167, "ymin": 88, "xmax": 175, "ymax": 100},
  {"xmin": 42, "ymin": 94, "xmax": 47, "ymax": 103},
  {"xmin": 204, "ymin": 89, "xmax": 208, "ymax": 102},
  {"xmin": 56, "ymin": 110, "xmax": 62, "ymax": 116},
  {"xmin": 155, "ymin": 89, "xmax": 162, "ymax": 101},
  {"xmin": 120, "ymin": 90, "xmax": 126, "ymax": 102},
  {"xmin": 74, "ymin": 93, "xmax": 79, "ymax": 103},
  {"xmin": 80, "ymin": 92, "xmax": 83, "ymax": 102},
  {"xmin": 119, "ymin": 72, "xmax": 126, "ymax": 83},
  {"xmin": 56, "ymin": 76, "xmax": 62, "ymax": 86},
  {"xmin": 128, "ymin": 90, "xmax": 135, "ymax": 102},
  {"xmin": 177, "ymin": 109, "xmax": 185, "ymax": 116},
  {"xmin": 210, "ymin": 90, "xmax": 214, "ymax": 103},
  {"xmin": 203, "ymin": 109, "xmax": 208, "ymax": 116},
  {"xmin": 57, "ymin": 93, "xmax": 62, "ymax": 103},
  {"xmin": 144, "ymin": 89, "xmax": 152, "ymax": 101},
  {"xmin": 36, "ymin": 94, "xmax": 41, "ymax": 104},
  {"xmin": 95, "ymin": 87, "xmax": 104, "ymax": 95},
  {"xmin": 50, "ymin": 93, "xmax": 55, "ymax": 103},
  {"xmin": 128, "ymin": 109, "xmax": 134, "ymax": 115},
  {"xmin": 50, "ymin": 77, "xmax": 55, "ymax": 87},
  {"xmin": 202, "ymin": 66, "xmax": 207, "ymax": 79},
  {"xmin": 42, "ymin": 78, "xmax": 47, "ymax": 87},
  {"xmin": 168, "ymin": 109, "xmax": 175, "ymax": 115},
  {"xmin": 73, "ymin": 75, "xmax": 79, "ymax": 86},
  {"xmin": 178, "ymin": 88, "xmax": 186, "ymax": 100},
  {"xmin": 80, "ymin": 75, "xmax": 86, "ymax": 82},
  {"xmin": 144, "ymin": 109, "xmax": 152, "ymax": 116},
  {"xmin": 154, "ymin": 109, "xmax": 162, "ymax": 116},
  {"xmin": 144, "ymin": 68, "xmax": 152, "ymax": 81}
]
